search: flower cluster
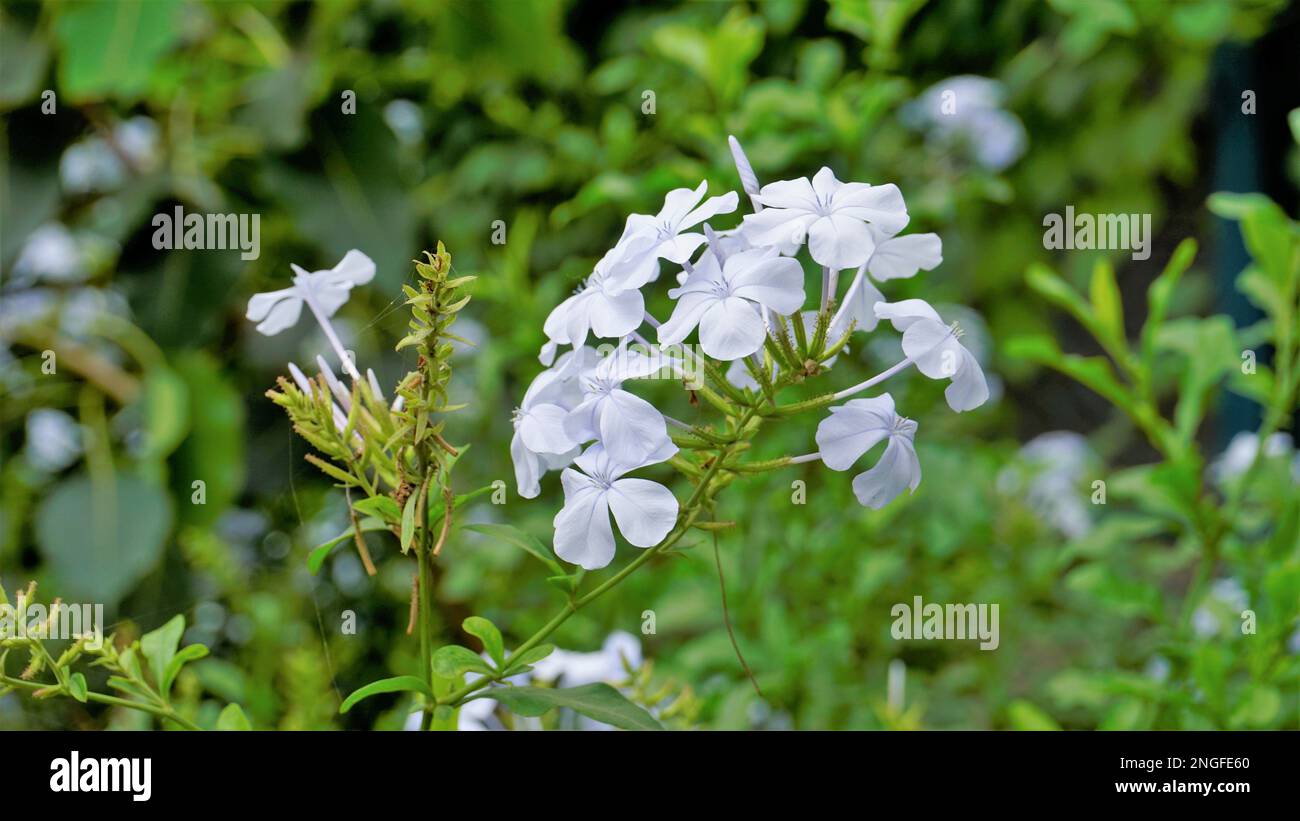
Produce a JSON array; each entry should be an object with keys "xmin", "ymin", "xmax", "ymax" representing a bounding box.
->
[{"xmin": 514, "ymin": 136, "xmax": 989, "ymax": 569}]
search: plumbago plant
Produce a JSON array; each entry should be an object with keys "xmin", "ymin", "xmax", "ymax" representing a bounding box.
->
[
  {"xmin": 248, "ymin": 138, "xmax": 987, "ymax": 730},
  {"xmin": 416, "ymin": 136, "xmax": 989, "ymax": 727},
  {"xmin": 1009, "ymin": 191, "xmax": 1300, "ymax": 728}
]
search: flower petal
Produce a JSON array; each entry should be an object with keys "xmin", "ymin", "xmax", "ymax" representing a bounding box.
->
[
  {"xmin": 699, "ymin": 296, "xmax": 765, "ymax": 361},
  {"xmin": 247, "ymin": 290, "xmax": 304, "ymax": 335},
  {"xmin": 851, "ymin": 434, "xmax": 921, "ymax": 509},
  {"xmin": 815, "ymin": 395, "xmax": 897, "ymax": 471},
  {"xmin": 901, "ymin": 318, "xmax": 961, "ymax": 378},
  {"xmin": 657, "ymin": 290, "xmax": 717, "ymax": 346},
  {"xmin": 727, "ymin": 253, "xmax": 806, "ymax": 314},
  {"xmin": 511, "ymin": 430, "xmax": 542, "ymax": 499},
  {"xmin": 832, "ymin": 183, "xmax": 909, "ymax": 235},
  {"xmin": 598, "ymin": 390, "xmax": 671, "ymax": 465},
  {"xmin": 874, "ymin": 298, "xmax": 943, "ymax": 331},
  {"xmin": 679, "ymin": 191, "xmax": 739, "ymax": 232},
  {"xmin": 519, "ymin": 403, "xmax": 578, "ymax": 454},
  {"xmin": 588, "ymin": 288, "xmax": 644, "ymax": 340},
  {"xmin": 945, "ymin": 346, "xmax": 990, "ymax": 412},
  {"xmin": 563, "ymin": 395, "xmax": 603, "ymax": 444},
  {"xmin": 740, "ymin": 208, "xmax": 818, "ymax": 251},
  {"xmin": 754, "ymin": 176, "xmax": 818, "ymax": 212},
  {"xmin": 808, "ymin": 213, "xmax": 875, "ymax": 271},
  {"xmin": 656, "ymin": 181, "xmax": 709, "ymax": 226},
  {"xmin": 607, "ymin": 478, "xmax": 679, "ymax": 548},
  {"xmin": 867, "ymin": 233, "xmax": 942, "ymax": 281},
  {"xmin": 833, "ymin": 268, "xmax": 884, "ymax": 335},
  {"xmin": 553, "ymin": 477, "xmax": 616, "ymax": 570}
]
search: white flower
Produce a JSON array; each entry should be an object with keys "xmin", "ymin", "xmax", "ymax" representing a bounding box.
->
[
  {"xmin": 1211, "ymin": 432, "xmax": 1294, "ymax": 483},
  {"xmin": 245, "ymin": 250, "xmax": 375, "ymax": 335},
  {"xmin": 511, "ymin": 364, "xmax": 586, "ymax": 499},
  {"xmin": 539, "ymin": 239, "xmax": 651, "ymax": 358},
  {"xmin": 815, "ymin": 394, "xmax": 921, "ymax": 509},
  {"xmin": 658, "ymin": 247, "xmax": 805, "ymax": 361},
  {"xmin": 875, "ymin": 299, "xmax": 989, "ymax": 412},
  {"xmin": 741, "ymin": 167, "xmax": 909, "ymax": 270},
  {"xmin": 564, "ymin": 348, "xmax": 672, "ymax": 465},
  {"xmin": 25, "ymin": 409, "xmax": 82, "ymax": 473},
  {"xmin": 554, "ymin": 442, "xmax": 679, "ymax": 570},
  {"xmin": 905, "ymin": 75, "xmax": 1025, "ymax": 171},
  {"xmin": 617, "ymin": 181, "xmax": 739, "ymax": 280}
]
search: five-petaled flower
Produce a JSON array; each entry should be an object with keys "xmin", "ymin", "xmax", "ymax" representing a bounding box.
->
[
  {"xmin": 815, "ymin": 393, "xmax": 921, "ymax": 509},
  {"xmin": 741, "ymin": 167, "xmax": 909, "ymax": 271},
  {"xmin": 657, "ymin": 246, "xmax": 805, "ymax": 361},
  {"xmin": 246, "ymin": 249, "xmax": 375, "ymax": 336},
  {"xmin": 564, "ymin": 347, "xmax": 673, "ymax": 465},
  {"xmin": 875, "ymin": 299, "xmax": 989, "ymax": 412},
  {"xmin": 553, "ymin": 442, "xmax": 680, "ymax": 570}
]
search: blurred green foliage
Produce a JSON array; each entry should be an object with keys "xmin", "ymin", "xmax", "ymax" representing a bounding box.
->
[{"xmin": 1, "ymin": 0, "xmax": 1296, "ymax": 730}]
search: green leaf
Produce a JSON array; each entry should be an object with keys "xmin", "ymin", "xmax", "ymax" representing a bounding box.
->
[
  {"xmin": 139, "ymin": 366, "xmax": 191, "ymax": 461},
  {"xmin": 140, "ymin": 615, "xmax": 185, "ymax": 697},
  {"xmin": 216, "ymin": 703, "xmax": 252, "ymax": 731},
  {"xmin": 400, "ymin": 485, "xmax": 419, "ymax": 554},
  {"xmin": 504, "ymin": 643, "xmax": 555, "ymax": 673},
  {"xmin": 353, "ymin": 496, "xmax": 401, "ymax": 523},
  {"xmin": 461, "ymin": 523, "xmax": 563, "ymax": 575},
  {"xmin": 35, "ymin": 471, "xmax": 172, "ymax": 607},
  {"xmin": 171, "ymin": 352, "xmax": 246, "ymax": 527},
  {"xmin": 431, "ymin": 645, "xmax": 494, "ymax": 678},
  {"xmin": 1026, "ymin": 264, "xmax": 1093, "ymax": 330},
  {"xmin": 485, "ymin": 684, "xmax": 662, "ymax": 730},
  {"xmin": 68, "ymin": 673, "xmax": 88, "ymax": 704},
  {"xmin": 1088, "ymin": 259, "xmax": 1124, "ymax": 345},
  {"xmin": 53, "ymin": 0, "xmax": 183, "ymax": 102},
  {"xmin": 462, "ymin": 617, "xmax": 505, "ymax": 667},
  {"xmin": 1140, "ymin": 238, "xmax": 1197, "ymax": 364},
  {"xmin": 339, "ymin": 676, "xmax": 433, "ymax": 714},
  {"xmin": 1006, "ymin": 699, "xmax": 1059, "ymax": 731},
  {"xmin": 161, "ymin": 644, "xmax": 209, "ymax": 700}
]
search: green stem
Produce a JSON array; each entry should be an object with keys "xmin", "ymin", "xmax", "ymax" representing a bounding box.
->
[{"xmin": 1, "ymin": 674, "xmax": 203, "ymax": 731}]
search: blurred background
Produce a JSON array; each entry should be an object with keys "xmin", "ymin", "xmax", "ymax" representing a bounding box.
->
[{"xmin": 1, "ymin": 0, "xmax": 1297, "ymax": 730}]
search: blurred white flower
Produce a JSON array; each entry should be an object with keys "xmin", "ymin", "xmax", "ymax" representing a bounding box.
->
[
  {"xmin": 1211, "ymin": 432, "xmax": 1294, "ymax": 483},
  {"xmin": 815, "ymin": 393, "xmax": 921, "ymax": 508},
  {"xmin": 25, "ymin": 409, "xmax": 82, "ymax": 473},
  {"xmin": 1012, "ymin": 431, "xmax": 1095, "ymax": 538},
  {"xmin": 741, "ymin": 167, "xmax": 909, "ymax": 270},
  {"xmin": 875, "ymin": 299, "xmax": 989, "ymax": 412},
  {"xmin": 60, "ymin": 117, "xmax": 160, "ymax": 194},
  {"xmin": 533, "ymin": 631, "xmax": 642, "ymax": 686},
  {"xmin": 12, "ymin": 224, "xmax": 81, "ymax": 282},
  {"xmin": 554, "ymin": 442, "xmax": 679, "ymax": 570},
  {"xmin": 658, "ymin": 247, "xmax": 805, "ymax": 361},
  {"xmin": 905, "ymin": 75, "xmax": 1026, "ymax": 171}
]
